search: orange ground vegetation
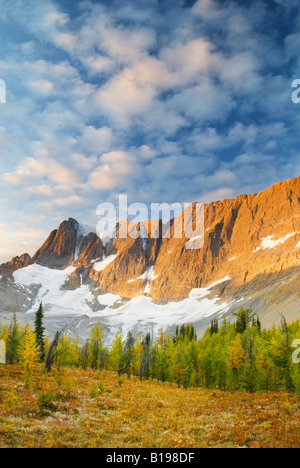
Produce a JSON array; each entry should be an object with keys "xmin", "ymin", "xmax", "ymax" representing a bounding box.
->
[{"xmin": 0, "ymin": 364, "xmax": 299, "ymax": 448}]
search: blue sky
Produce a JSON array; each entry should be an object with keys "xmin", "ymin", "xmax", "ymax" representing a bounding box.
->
[{"xmin": 0, "ymin": 0, "xmax": 300, "ymax": 261}]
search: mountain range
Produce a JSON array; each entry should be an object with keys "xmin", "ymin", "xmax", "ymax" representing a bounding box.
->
[{"xmin": 1, "ymin": 175, "xmax": 299, "ymax": 344}]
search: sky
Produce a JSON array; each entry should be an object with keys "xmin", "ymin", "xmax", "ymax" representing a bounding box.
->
[{"xmin": 0, "ymin": 0, "xmax": 300, "ymax": 262}]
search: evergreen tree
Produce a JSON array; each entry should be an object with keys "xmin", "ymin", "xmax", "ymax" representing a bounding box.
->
[
  {"xmin": 34, "ymin": 303, "xmax": 45, "ymax": 359},
  {"xmin": 176, "ymin": 324, "xmax": 197, "ymax": 342},
  {"xmin": 139, "ymin": 332, "xmax": 152, "ymax": 380},
  {"xmin": 80, "ymin": 340, "xmax": 90, "ymax": 370},
  {"xmin": 256, "ymin": 316, "xmax": 262, "ymax": 333},
  {"xmin": 233, "ymin": 308, "xmax": 255, "ymax": 334},
  {"xmin": 110, "ymin": 330, "xmax": 125, "ymax": 376},
  {"xmin": 174, "ymin": 348, "xmax": 188, "ymax": 388},
  {"xmin": 154, "ymin": 329, "xmax": 168, "ymax": 382},
  {"xmin": 88, "ymin": 323, "xmax": 105, "ymax": 370},
  {"xmin": 243, "ymin": 328, "xmax": 257, "ymax": 392},
  {"xmin": 7, "ymin": 308, "xmax": 298, "ymax": 394},
  {"xmin": 210, "ymin": 319, "xmax": 219, "ymax": 336},
  {"xmin": 124, "ymin": 330, "xmax": 135, "ymax": 379},
  {"xmin": 271, "ymin": 315, "xmax": 293, "ymax": 391},
  {"xmin": 6, "ymin": 311, "xmax": 20, "ymax": 364},
  {"xmin": 179, "ymin": 324, "xmax": 186, "ymax": 339}
]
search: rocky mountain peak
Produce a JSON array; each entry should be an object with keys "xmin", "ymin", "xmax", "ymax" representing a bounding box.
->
[
  {"xmin": 66, "ymin": 218, "xmax": 80, "ymax": 231},
  {"xmin": 0, "ymin": 253, "xmax": 31, "ymax": 276},
  {"xmin": 30, "ymin": 218, "xmax": 81, "ymax": 270}
]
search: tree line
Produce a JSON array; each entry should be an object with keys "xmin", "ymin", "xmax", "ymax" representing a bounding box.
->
[{"xmin": 1, "ymin": 305, "xmax": 299, "ymax": 394}]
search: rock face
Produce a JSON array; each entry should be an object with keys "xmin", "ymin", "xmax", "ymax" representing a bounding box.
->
[
  {"xmin": 31, "ymin": 218, "xmax": 80, "ymax": 270},
  {"xmin": 89, "ymin": 175, "xmax": 300, "ymax": 303},
  {"xmin": 1, "ymin": 175, "xmax": 300, "ymax": 334},
  {"xmin": 0, "ymin": 253, "xmax": 31, "ymax": 276}
]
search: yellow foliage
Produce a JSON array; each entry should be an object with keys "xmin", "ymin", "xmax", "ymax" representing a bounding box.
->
[
  {"xmin": 0, "ymin": 364, "xmax": 299, "ymax": 448},
  {"xmin": 228, "ymin": 335, "xmax": 245, "ymax": 372},
  {"xmin": 19, "ymin": 328, "xmax": 40, "ymax": 372}
]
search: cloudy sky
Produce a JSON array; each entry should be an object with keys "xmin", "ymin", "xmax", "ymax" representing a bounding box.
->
[{"xmin": 0, "ymin": 0, "xmax": 300, "ymax": 262}]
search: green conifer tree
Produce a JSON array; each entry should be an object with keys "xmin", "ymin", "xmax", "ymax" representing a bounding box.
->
[
  {"xmin": 6, "ymin": 311, "xmax": 20, "ymax": 364},
  {"xmin": 124, "ymin": 330, "xmax": 135, "ymax": 379},
  {"xmin": 34, "ymin": 303, "xmax": 45, "ymax": 359}
]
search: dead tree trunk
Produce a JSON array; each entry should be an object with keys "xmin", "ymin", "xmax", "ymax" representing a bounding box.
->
[{"xmin": 45, "ymin": 331, "xmax": 61, "ymax": 373}]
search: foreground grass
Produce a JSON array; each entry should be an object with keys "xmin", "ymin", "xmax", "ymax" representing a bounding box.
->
[{"xmin": 0, "ymin": 364, "xmax": 299, "ymax": 448}]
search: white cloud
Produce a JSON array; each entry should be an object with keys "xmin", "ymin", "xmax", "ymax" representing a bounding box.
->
[
  {"xmin": 159, "ymin": 38, "xmax": 217, "ymax": 86},
  {"xmin": 3, "ymin": 157, "xmax": 79, "ymax": 187},
  {"xmin": 26, "ymin": 184, "xmax": 55, "ymax": 198},
  {"xmin": 192, "ymin": 0, "xmax": 223, "ymax": 20},
  {"xmin": 28, "ymin": 79, "xmax": 54, "ymax": 95},
  {"xmin": 88, "ymin": 151, "xmax": 138, "ymax": 191},
  {"xmin": 216, "ymin": 52, "xmax": 262, "ymax": 93},
  {"xmin": 169, "ymin": 79, "xmax": 235, "ymax": 122},
  {"xmin": 71, "ymin": 153, "xmax": 97, "ymax": 171},
  {"xmin": 78, "ymin": 125, "xmax": 113, "ymax": 155},
  {"xmin": 95, "ymin": 68, "xmax": 157, "ymax": 125},
  {"xmin": 53, "ymin": 195, "xmax": 86, "ymax": 207}
]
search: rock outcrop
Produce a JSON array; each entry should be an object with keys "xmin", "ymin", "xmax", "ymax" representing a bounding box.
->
[
  {"xmin": 0, "ymin": 253, "xmax": 31, "ymax": 276},
  {"xmin": 31, "ymin": 218, "xmax": 80, "ymax": 270}
]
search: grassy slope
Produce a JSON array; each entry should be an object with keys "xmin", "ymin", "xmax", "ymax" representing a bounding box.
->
[{"xmin": 0, "ymin": 364, "xmax": 299, "ymax": 448}]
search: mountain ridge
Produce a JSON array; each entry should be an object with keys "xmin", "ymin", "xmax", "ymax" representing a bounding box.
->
[{"xmin": 1, "ymin": 175, "xmax": 299, "ymax": 341}]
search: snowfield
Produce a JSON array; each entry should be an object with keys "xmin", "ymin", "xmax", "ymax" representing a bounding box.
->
[
  {"xmin": 13, "ymin": 264, "xmax": 233, "ymax": 340},
  {"xmin": 93, "ymin": 254, "xmax": 118, "ymax": 272},
  {"xmin": 97, "ymin": 276, "xmax": 233, "ymax": 332},
  {"xmin": 13, "ymin": 264, "xmax": 76, "ymax": 291},
  {"xmin": 13, "ymin": 264, "xmax": 94, "ymax": 316}
]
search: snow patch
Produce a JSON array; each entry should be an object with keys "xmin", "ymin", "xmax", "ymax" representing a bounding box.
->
[
  {"xmin": 138, "ymin": 266, "xmax": 159, "ymax": 294},
  {"xmin": 93, "ymin": 254, "xmax": 118, "ymax": 272},
  {"xmin": 13, "ymin": 263, "xmax": 75, "ymax": 289},
  {"xmin": 189, "ymin": 276, "xmax": 230, "ymax": 300},
  {"xmin": 98, "ymin": 293, "xmax": 122, "ymax": 307},
  {"xmin": 296, "ymin": 241, "xmax": 300, "ymax": 249},
  {"xmin": 90, "ymin": 257, "xmax": 101, "ymax": 264},
  {"xmin": 138, "ymin": 266, "xmax": 158, "ymax": 282},
  {"xmin": 187, "ymin": 235, "xmax": 202, "ymax": 243},
  {"xmin": 139, "ymin": 224, "xmax": 149, "ymax": 252},
  {"xmin": 185, "ymin": 234, "xmax": 204, "ymax": 250},
  {"xmin": 12, "ymin": 264, "xmax": 97, "ymax": 316},
  {"xmin": 253, "ymin": 233, "xmax": 296, "ymax": 252},
  {"xmin": 98, "ymin": 224, "xmax": 117, "ymax": 247},
  {"xmin": 227, "ymin": 257, "xmax": 236, "ymax": 262},
  {"xmin": 128, "ymin": 268, "xmax": 159, "ymax": 284},
  {"xmin": 91, "ymin": 293, "xmax": 233, "ymax": 338},
  {"xmin": 74, "ymin": 223, "xmax": 94, "ymax": 261}
]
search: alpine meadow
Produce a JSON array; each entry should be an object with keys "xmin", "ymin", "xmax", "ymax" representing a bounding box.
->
[{"xmin": 1, "ymin": 0, "xmax": 300, "ymax": 451}]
